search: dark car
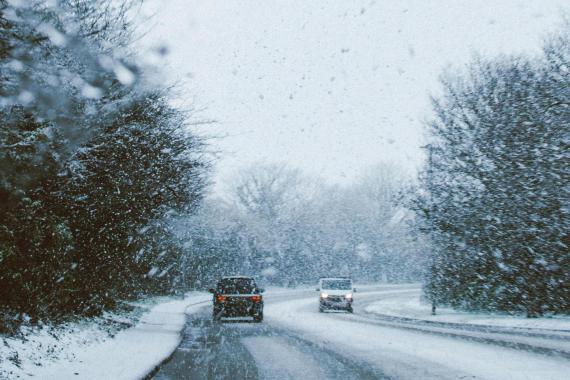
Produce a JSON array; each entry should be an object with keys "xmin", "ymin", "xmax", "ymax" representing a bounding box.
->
[{"xmin": 209, "ymin": 276, "xmax": 264, "ymax": 322}]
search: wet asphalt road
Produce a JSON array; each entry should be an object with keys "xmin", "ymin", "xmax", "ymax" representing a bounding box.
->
[{"xmin": 151, "ymin": 298, "xmax": 387, "ymax": 380}]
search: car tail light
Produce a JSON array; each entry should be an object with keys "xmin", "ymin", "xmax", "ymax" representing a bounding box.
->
[
  {"xmin": 251, "ymin": 295, "xmax": 262, "ymax": 302},
  {"xmin": 216, "ymin": 295, "xmax": 227, "ymax": 303}
]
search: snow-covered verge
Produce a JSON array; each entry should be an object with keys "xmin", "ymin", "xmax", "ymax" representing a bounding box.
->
[
  {"xmin": 364, "ymin": 289, "xmax": 570, "ymax": 331},
  {"xmin": 0, "ymin": 292, "xmax": 209, "ymax": 380}
]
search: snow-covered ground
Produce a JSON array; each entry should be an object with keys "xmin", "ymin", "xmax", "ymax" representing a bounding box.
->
[
  {"xmin": 364, "ymin": 288, "xmax": 570, "ymax": 331},
  {"xmin": 0, "ymin": 292, "xmax": 209, "ymax": 380}
]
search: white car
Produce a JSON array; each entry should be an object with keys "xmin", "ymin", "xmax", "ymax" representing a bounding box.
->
[{"xmin": 316, "ymin": 277, "xmax": 355, "ymax": 313}]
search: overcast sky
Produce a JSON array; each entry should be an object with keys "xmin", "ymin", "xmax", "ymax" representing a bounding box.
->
[{"xmin": 138, "ymin": 0, "xmax": 568, "ymax": 194}]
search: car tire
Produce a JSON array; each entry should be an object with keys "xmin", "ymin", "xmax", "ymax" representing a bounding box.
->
[
  {"xmin": 253, "ymin": 313, "xmax": 263, "ymax": 323},
  {"xmin": 347, "ymin": 306, "xmax": 353, "ymax": 313}
]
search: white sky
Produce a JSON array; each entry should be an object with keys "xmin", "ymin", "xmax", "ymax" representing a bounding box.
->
[{"xmin": 138, "ymin": 0, "xmax": 568, "ymax": 194}]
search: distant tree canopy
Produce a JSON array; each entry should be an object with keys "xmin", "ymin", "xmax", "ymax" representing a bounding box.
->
[
  {"xmin": 0, "ymin": 0, "xmax": 208, "ymax": 330},
  {"xmin": 177, "ymin": 163, "xmax": 425, "ymax": 288},
  {"xmin": 416, "ymin": 25, "xmax": 570, "ymax": 316}
]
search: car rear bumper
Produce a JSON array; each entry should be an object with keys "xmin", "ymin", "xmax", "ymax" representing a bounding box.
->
[
  {"xmin": 215, "ymin": 304, "xmax": 263, "ymax": 317},
  {"xmin": 213, "ymin": 297, "xmax": 263, "ymax": 317}
]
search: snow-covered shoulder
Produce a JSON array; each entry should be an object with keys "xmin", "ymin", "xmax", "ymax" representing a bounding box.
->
[
  {"xmin": 364, "ymin": 289, "xmax": 570, "ymax": 331},
  {"xmin": 0, "ymin": 292, "xmax": 209, "ymax": 380}
]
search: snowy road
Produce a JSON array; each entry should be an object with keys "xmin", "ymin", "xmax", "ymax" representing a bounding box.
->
[{"xmin": 152, "ymin": 286, "xmax": 570, "ymax": 380}]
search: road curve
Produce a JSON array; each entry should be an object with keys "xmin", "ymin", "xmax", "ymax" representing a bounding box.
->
[{"xmin": 151, "ymin": 286, "xmax": 570, "ymax": 380}]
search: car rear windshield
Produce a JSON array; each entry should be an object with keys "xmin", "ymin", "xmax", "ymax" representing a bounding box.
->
[
  {"xmin": 321, "ymin": 279, "xmax": 352, "ymax": 290},
  {"xmin": 217, "ymin": 278, "xmax": 256, "ymax": 294}
]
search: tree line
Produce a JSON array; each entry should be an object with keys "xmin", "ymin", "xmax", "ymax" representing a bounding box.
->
[
  {"xmin": 177, "ymin": 163, "xmax": 425, "ymax": 288},
  {"xmin": 0, "ymin": 0, "xmax": 208, "ymax": 331},
  {"xmin": 416, "ymin": 24, "xmax": 569, "ymax": 316}
]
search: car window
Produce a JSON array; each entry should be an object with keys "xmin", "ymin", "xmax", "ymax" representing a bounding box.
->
[
  {"xmin": 321, "ymin": 280, "xmax": 352, "ymax": 290},
  {"xmin": 217, "ymin": 278, "xmax": 256, "ymax": 294}
]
